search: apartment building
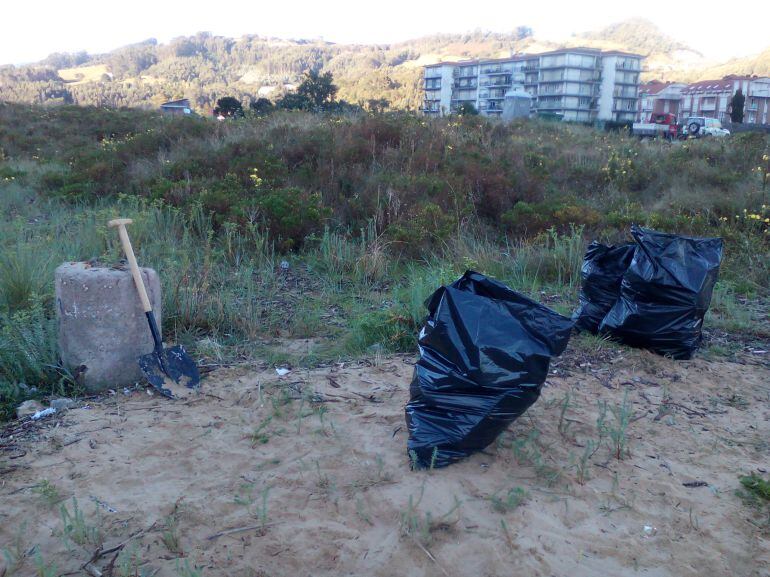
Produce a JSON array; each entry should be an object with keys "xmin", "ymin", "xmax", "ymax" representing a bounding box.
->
[
  {"xmin": 422, "ymin": 48, "xmax": 643, "ymax": 122},
  {"xmin": 636, "ymin": 76, "xmax": 770, "ymax": 125},
  {"xmin": 746, "ymin": 79, "xmax": 770, "ymax": 124},
  {"xmin": 637, "ymin": 82, "xmax": 687, "ymax": 120}
]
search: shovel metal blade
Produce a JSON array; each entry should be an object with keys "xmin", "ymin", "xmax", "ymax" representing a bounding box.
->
[{"xmin": 139, "ymin": 344, "xmax": 200, "ymax": 399}]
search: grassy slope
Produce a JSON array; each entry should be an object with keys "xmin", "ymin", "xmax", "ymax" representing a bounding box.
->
[{"xmin": 0, "ymin": 104, "xmax": 768, "ymax": 420}]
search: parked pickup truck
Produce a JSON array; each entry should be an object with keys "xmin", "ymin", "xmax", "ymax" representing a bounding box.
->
[{"xmin": 632, "ymin": 113, "xmax": 680, "ymax": 140}]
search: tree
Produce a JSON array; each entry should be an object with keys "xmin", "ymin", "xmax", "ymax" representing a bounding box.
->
[
  {"xmin": 249, "ymin": 97, "xmax": 274, "ymax": 115},
  {"xmin": 214, "ymin": 96, "xmax": 243, "ymax": 117},
  {"xmin": 296, "ymin": 70, "xmax": 338, "ymax": 109},
  {"xmin": 513, "ymin": 26, "xmax": 534, "ymax": 40},
  {"xmin": 275, "ymin": 71, "xmax": 339, "ymax": 111},
  {"xmin": 730, "ymin": 89, "xmax": 745, "ymax": 123},
  {"xmin": 366, "ymin": 98, "xmax": 390, "ymax": 113},
  {"xmin": 276, "ymin": 91, "xmax": 311, "ymax": 111},
  {"xmin": 455, "ymin": 102, "xmax": 478, "ymax": 116}
]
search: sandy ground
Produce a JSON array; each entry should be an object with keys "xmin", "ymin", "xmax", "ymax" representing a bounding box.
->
[{"xmin": 1, "ymin": 341, "xmax": 769, "ymax": 577}]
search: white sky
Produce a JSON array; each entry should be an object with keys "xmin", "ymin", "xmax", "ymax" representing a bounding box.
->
[{"xmin": 1, "ymin": 0, "xmax": 768, "ymax": 66}]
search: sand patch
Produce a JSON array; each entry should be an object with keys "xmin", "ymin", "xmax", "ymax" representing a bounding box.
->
[{"xmin": 1, "ymin": 347, "xmax": 769, "ymax": 576}]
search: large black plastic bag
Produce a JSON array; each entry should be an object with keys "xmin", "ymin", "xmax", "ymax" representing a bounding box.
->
[
  {"xmin": 572, "ymin": 241, "xmax": 636, "ymax": 334},
  {"xmin": 404, "ymin": 271, "xmax": 573, "ymax": 469},
  {"xmin": 599, "ymin": 226, "xmax": 723, "ymax": 360}
]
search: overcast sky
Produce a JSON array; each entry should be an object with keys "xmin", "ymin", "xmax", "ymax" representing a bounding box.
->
[{"xmin": 2, "ymin": 0, "xmax": 768, "ymax": 65}]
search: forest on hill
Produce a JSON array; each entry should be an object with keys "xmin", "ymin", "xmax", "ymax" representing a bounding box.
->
[{"xmin": 2, "ymin": 19, "xmax": 768, "ymax": 112}]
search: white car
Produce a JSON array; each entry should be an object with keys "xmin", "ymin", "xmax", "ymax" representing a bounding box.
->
[{"xmin": 684, "ymin": 117, "xmax": 730, "ymax": 138}]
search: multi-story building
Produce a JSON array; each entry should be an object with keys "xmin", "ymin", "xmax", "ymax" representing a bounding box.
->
[
  {"xmin": 636, "ymin": 76, "xmax": 770, "ymax": 125},
  {"xmin": 476, "ymin": 57, "xmax": 533, "ymax": 115},
  {"xmin": 746, "ymin": 79, "xmax": 770, "ymax": 124},
  {"xmin": 422, "ymin": 48, "xmax": 643, "ymax": 123},
  {"xmin": 636, "ymin": 82, "xmax": 687, "ymax": 120}
]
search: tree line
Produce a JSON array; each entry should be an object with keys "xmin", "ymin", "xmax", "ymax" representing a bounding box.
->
[
  {"xmin": 0, "ymin": 30, "xmax": 536, "ymax": 111},
  {"xmin": 213, "ymin": 71, "xmax": 390, "ymax": 117}
]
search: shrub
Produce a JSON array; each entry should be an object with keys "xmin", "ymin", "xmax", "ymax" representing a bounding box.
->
[
  {"xmin": 0, "ymin": 245, "xmax": 51, "ymax": 312},
  {"xmin": 0, "ymin": 301, "xmax": 74, "ymax": 420},
  {"xmin": 255, "ymin": 187, "xmax": 330, "ymax": 250}
]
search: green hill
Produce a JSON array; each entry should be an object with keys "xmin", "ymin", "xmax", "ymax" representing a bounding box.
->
[{"xmin": 0, "ymin": 22, "xmax": 768, "ymax": 111}]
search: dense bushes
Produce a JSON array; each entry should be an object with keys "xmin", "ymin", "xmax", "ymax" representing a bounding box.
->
[
  {"xmin": 1, "ymin": 104, "xmax": 769, "ymax": 421},
  {"xmin": 1, "ymin": 102, "xmax": 769, "ymax": 266}
]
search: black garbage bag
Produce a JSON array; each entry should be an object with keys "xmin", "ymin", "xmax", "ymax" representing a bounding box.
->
[
  {"xmin": 599, "ymin": 226, "xmax": 723, "ymax": 360},
  {"xmin": 404, "ymin": 271, "xmax": 573, "ymax": 469},
  {"xmin": 572, "ymin": 241, "xmax": 637, "ymax": 334}
]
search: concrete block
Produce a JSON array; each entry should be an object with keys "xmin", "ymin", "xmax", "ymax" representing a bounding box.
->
[
  {"xmin": 55, "ymin": 262, "xmax": 161, "ymax": 392},
  {"xmin": 50, "ymin": 398, "xmax": 77, "ymax": 412},
  {"xmin": 16, "ymin": 399, "xmax": 44, "ymax": 419}
]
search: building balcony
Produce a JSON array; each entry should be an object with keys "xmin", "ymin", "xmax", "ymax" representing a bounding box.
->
[
  {"xmin": 423, "ymin": 85, "xmax": 441, "ymax": 91},
  {"xmin": 453, "ymin": 83, "xmax": 477, "ymax": 89},
  {"xmin": 542, "ymin": 91, "xmax": 598, "ymax": 98},
  {"xmin": 540, "ymin": 79, "xmax": 599, "ymax": 85},
  {"xmin": 551, "ymin": 77, "xmax": 599, "ymax": 83},
  {"xmin": 539, "ymin": 64, "xmax": 600, "ymax": 71}
]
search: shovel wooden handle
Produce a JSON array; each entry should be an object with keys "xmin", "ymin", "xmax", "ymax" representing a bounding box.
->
[{"xmin": 108, "ymin": 218, "xmax": 153, "ymax": 313}]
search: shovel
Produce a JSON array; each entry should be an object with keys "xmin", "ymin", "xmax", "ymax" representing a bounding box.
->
[{"xmin": 109, "ymin": 218, "xmax": 200, "ymax": 399}]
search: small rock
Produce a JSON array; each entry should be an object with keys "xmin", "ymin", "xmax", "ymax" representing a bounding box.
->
[
  {"xmin": 50, "ymin": 398, "xmax": 76, "ymax": 412},
  {"xmin": 16, "ymin": 399, "xmax": 44, "ymax": 419},
  {"xmin": 31, "ymin": 407, "xmax": 56, "ymax": 421}
]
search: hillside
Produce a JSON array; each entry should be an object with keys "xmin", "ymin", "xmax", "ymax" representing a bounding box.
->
[
  {"xmin": 568, "ymin": 19, "xmax": 711, "ymax": 82},
  {"xmin": 0, "ymin": 21, "xmax": 768, "ymax": 111},
  {"xmin": 0, "ymin": 31, "xmax": 534, "ymax": 111},
  {"xmin": 695, "ymin": 47, "xmax": 770, "ymax": 81}
]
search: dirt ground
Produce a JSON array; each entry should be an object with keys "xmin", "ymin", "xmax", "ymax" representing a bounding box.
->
[{"xmin": 1, "ymin": 340, "xmax": 769, "ymax": 577}]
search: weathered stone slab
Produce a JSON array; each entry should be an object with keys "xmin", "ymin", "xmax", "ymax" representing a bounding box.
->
[{"xmin": 55, "ymin": 263, "xmax": 161, "ymax": 392}]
